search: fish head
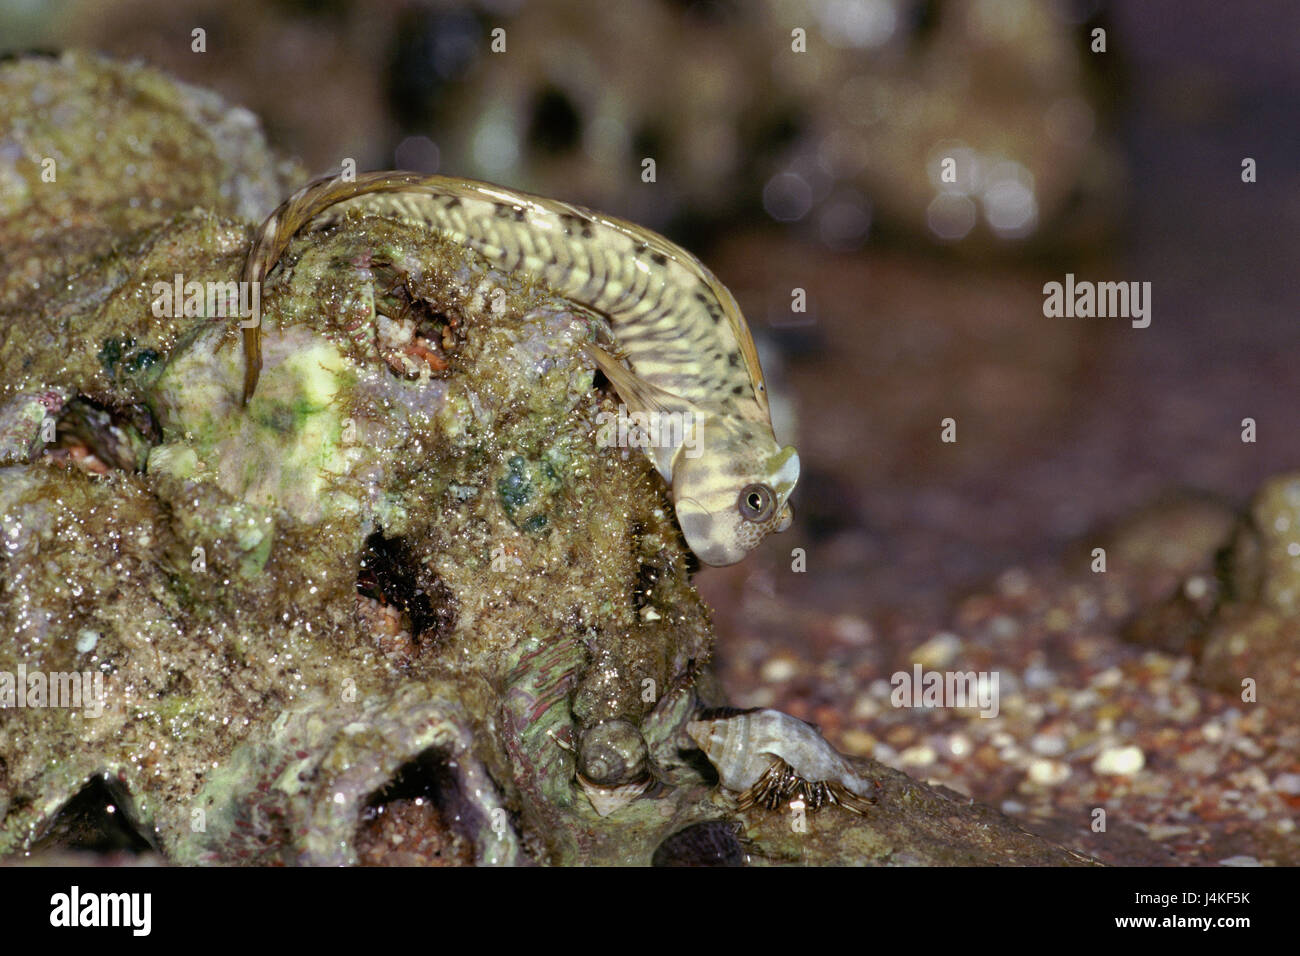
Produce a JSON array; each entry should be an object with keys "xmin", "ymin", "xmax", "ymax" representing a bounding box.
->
[{"xmin": 670, "ymin": 416, "xmax": 799, "ymax": 566}]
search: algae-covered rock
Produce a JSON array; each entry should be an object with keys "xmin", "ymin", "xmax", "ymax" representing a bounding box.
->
[
  {"xmin": 1196, "ymin": 474, "xmax": 1300, "ymax": 721},
  {"xmin": 1, "ymin": 52, "xmax": 1092, "ymax": 866}
]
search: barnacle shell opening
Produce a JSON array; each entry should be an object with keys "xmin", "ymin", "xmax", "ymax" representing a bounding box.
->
[{"xmin": 576, "ymin": 773, "xmax": 653, "ymax": 817}]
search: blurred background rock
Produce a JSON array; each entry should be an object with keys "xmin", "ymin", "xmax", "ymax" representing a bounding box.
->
[{"xmin": 2, "ymin": 0, "xmax": 1123, "ymax": 250}]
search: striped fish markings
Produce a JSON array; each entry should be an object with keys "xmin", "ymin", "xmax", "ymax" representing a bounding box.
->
[{"xmin": 239, "ymin": 172, "xmax": 799, "ymax": 566}]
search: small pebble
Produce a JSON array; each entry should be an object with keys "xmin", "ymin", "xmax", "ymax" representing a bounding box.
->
[
  {"xmin": 947, "ymin": 733, "xmax": 972, "ymax": 758},
  {"xmin": 1071, "ymin": 689, "xmax": 1101, "ymax": 709},
  {"xmin": 1075, "ymin": 595, "xmax": 1100, "ymax": 623},
  {"xmin": 997, "ymin": 568, "xmax": 1030, "ymax": 597},
  {"xmin": 840, "ymin": 729, "xmax": 876, "ymax": 755},
  {"xmin": 899, "ymin": 744, "xmax": 937, "ymax": 767},
  {"xmin": 1091, "ymin": 667, "xmax": 1124, "ymax": 689},
  {"xmin": 1176, "ymin": 749, "xmax": 1217, "ymax": 775},
  {"xmin": 990, "ymin": 615, "xmax": 1020, "ymax": 639},
  {"xmin": 1030, "ymin": 732, "xmax": 1067, "ymax": 757},
  {"xmin": 1028, "ymin": 759, "xmax": 1071, "ymax": 786},
  {"xmin": 1146, "ymin": 824, "xmax": 1191, "ymax": 840},
  {"xmin": 1232, "ymin": 738, "xmax": 1264, "ymax": 759},
  {"xmin": 1024, "ymin": 665, "xmax": 1056, "ymax": 690},
  {"xmin": 760, "ymin": 656, "xmax": 798, "ymax": 683},
  {"xmin": 1273, "ymin": 773, "xmax": 1300, "ymax": 795},
  {"xmin": 1044, "ymin": 608, "xmax": 1070, "ymax": 632},
  {"xmin": 851, "ymin": 695, "xmax": 881, "ymax": 720},
  {"xmin": 910, "ymin": 631, "xmax": 962, "ymax": 669},
  {"xmin": 830, "ymin": 615, "xmax": 873, "ymax": 645},
  {"xmin": 1093, "ymin": 745, "xmax": 1145, "ymax": 776}
]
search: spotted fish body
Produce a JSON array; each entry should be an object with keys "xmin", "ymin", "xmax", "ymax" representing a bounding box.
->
[{"xmin": 240, "ymin": 171, "xmax": 799, "ymax": 565}]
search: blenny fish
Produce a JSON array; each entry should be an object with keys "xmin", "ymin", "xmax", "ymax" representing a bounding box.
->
[{"xmin": 238, "ymin": 171, "xmax": 799, "ymax": 565}]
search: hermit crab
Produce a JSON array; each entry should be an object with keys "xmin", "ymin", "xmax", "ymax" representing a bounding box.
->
[{"xmin": 687, "ymin": 707, "xmax": 879, "ymax": 815}]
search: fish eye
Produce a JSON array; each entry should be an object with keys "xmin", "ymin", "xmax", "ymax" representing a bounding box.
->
[{"xmin": 737, "ymin": 483, "xmax": 776, "ymax": 523}]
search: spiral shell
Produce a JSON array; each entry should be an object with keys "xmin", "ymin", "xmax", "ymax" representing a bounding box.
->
[
  {"xmin": 686, "ymin": 708, "xmax": 877, "ymax": 815},
  {"xmin": 575, "ymin": 718, "xmax": 652, "ymax": 817}
]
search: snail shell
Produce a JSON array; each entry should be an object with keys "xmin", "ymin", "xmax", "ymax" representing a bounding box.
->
[
  {"xmin": 576, "ymin": 718, "xmax": 652, "ymax": 816},
  {"xmin": 578, "ymin": 718, "xmax": 648, "ymax": 785},
  {"xmin": 686, "ymin": 708, "xmax": 876, "ymax": 814}
]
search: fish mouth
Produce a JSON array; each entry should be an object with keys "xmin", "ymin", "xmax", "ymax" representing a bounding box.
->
[{"xmin": 775, "ymin": 502, "xmax": 793, "ymax": 533}]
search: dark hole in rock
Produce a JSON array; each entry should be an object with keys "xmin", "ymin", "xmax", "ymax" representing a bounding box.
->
[
  {"xmin": 0, "ymin": 49, "xmax": 61, "ymax": 63},
  {"xmin": 31, "ymin": 773, "xmax": 157, "ymax": 856},
  {"xmin": 356, "ymin": 747, "xmax": 485, "ymax": 866},
  {"xmin": 386, "ymin": 6, "xmax": 484, "ymax": 127},
  {"xmin": 667, "ymin": 0, "xmax": 741, "ymax": 25},
  {"xmin": 630, "ymin": 123, "xmax": 665, "ymax": 169},
  {"xmin": 678, "ymin": 745, "xmax": 719, "ymax": 786},
  {"xmin": 632, "ymin": 559, "xmax": 659, "ymax": 612},
  {"xmin": 652, "ymin": 821, "xmax": 745, "ymax": 867},
  {"xmin": 906, "ymin": 0, "xmax": 943, "ymax": 43},
  {"xmin": 372, "ymin": 268, "xmax": 465, "ymax": 378},
  {"xmin": 753, "ymin": 106, "xmax": 804, "ymax": 156},
  {"xmin": 357, "ymin": 530, "xmax": 457, "ymax": 647},
  {"xmin": 160, "ymin": 667, "xmax": 193, "ymax": 699},
  {"xmin": 527, "ymin": 85, "xmax": 582, "ymax": 155},
  {"xmin": 47, "ymin": 395, "xmax": 157, "ymax": 473},
  {"xmin": 280, "ymin": 0, "xmax": 351, "ymax": 19}
]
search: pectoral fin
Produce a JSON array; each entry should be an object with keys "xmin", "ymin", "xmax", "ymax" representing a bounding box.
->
[
  {"xmin": 585, "ymin": 344, "xmax": 686, "ymax": 415},
  {"xmin": 584, "ymin": 344, "xmax": 700, "ymax": 482}
]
